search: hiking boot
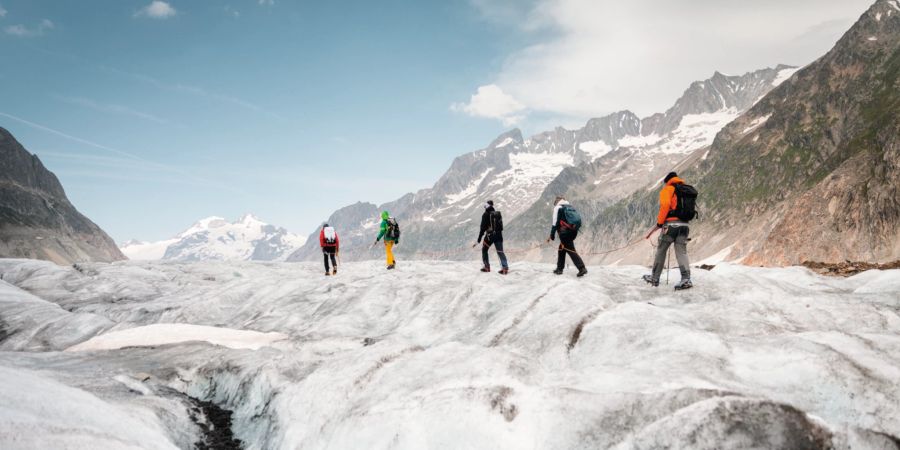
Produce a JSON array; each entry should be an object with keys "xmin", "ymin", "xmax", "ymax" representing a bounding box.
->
[
  {"xmin": 498, "ymin": 268, "xmax": 509, "ymax": 275},
  {"xmin": 674, "ymin": 279, "xmax": 693, "ymax": 291},
  {"xmin": 642, "ymin": 274, "xmax": 659, "ymax": 287},
  {"xmin": 553, "ymin": 269, "xmax": 564, "ymax": 275},
  {"xmin": 387, "ymin": 264, "xmax": 395, "ymax": 270},
  {"xmin": 576, "ymin": 268, "xmax": 588, "ymax": 277},
  {"xmin": 480, "ymin": 266, "xmax": 491, "ymax": 273},
  {"xmin": 325, "ymin": 271, "xmax": 331, "ymax": 276},
  {"xmin": 332, "ymin": 268, "xmax": 337, "ymax": 275}
]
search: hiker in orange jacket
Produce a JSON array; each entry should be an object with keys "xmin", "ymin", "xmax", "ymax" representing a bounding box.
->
[{"xmin": 643, "ymin": 172, "xmax": 693, "ymax": 290}]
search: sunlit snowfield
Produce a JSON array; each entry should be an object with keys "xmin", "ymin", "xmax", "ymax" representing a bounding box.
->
[{"xmin": 1, "ymin": 258, "xmax": 899, "ymax": 449}]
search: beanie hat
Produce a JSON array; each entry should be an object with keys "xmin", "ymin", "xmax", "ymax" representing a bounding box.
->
[{"xmin": 664, "ymin": 172, "xmax": 678, "ymax": 183}]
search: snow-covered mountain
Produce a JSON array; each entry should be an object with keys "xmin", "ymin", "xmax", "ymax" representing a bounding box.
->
[
  {"xmin": 121, "ymin": 214, "xmax": 306, "ymax": 262},
  {"xmin": 502, "ymin": 65, "xmax": 800, "ymax": 253},
  {"xmin": 290, "ymin": 65, "xmax": 797, "ymax": 262},
  {"xmin": 1, "ymin": 258, "xmax": 899, "ymax": 448}
]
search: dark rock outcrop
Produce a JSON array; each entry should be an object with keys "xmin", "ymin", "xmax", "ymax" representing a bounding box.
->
[{"xmin": 0, "ymin": 127, "xmax": 125, "ymax": 264}]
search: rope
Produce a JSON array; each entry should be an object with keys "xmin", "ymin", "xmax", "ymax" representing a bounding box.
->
[
  {"xmin": 351, "ymin": 226, "xmax": 659, "ymax": 260},
  {"xmin": 556, "ymin": 226, "xmax": 658, "ymax": 257}
]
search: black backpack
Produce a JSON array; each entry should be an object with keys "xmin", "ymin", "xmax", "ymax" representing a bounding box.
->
[
  {"xmin": 669, "ymin": 184, "xmax": 698, "ymax": 222},
  {"xmin": 489, "ymin": 211, "xmax": 504, "ymax": 233},
  {"xmin": 386, "ymin": 217, "xmax": 401, "ymax": 240}
]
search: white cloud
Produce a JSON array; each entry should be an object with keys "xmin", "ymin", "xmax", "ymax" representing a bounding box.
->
[
  {"xmin": 224, "ymin": 5, "xmax": 240, "ymax": 18},
  {"xmin": 258, "ymin": 0, "xmax": 275, "ymax": 5},
  {"xmin": 135, "ymin": 1, "xmax": 177, "ymax": 19},
  {"xmin": 451, "ymin": 84, "xmax": 526, "ymax": 126},
  {"xmin": 460, "ymin": 0, "xmax": 874, "ymax": 124},
  {"xmin": 0, "ymin": 5, "xmax": 7, "ymax": 18},
  {"xmin": 4, "ymin": 18, "xmax": 53, "ymax": 37}
]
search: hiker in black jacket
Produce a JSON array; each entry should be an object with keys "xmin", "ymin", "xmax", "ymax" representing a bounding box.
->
[{"xmin": 474, "ymin": 200, "xmax": 509, "ymax": 274}]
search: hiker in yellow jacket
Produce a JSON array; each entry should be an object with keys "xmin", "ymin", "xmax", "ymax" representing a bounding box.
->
[{"xmin": 374, "ymin": 211, "xmax": 399, "ymax": 270}]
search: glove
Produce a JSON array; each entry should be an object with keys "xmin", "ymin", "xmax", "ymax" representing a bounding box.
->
[{"xmin": 657, "ymin": 223, "xmax": 664, "ymax": 228}]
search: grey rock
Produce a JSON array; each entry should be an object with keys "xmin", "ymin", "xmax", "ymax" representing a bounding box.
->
[{"xmin": 0, "ymin": 127, "xmax": 125, "ymax": 264}]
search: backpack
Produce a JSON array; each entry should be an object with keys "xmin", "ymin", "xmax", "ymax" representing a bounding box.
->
[
  {"xmin": 559, "ymin": 205, "xmax": 582, "ymax": 232},
  {"xmin": 323, "ymin": 227, "xmax": 337, "ymax": 245},
  {"xmin": 489, "ymin": 211, "xmax": 504, "ymax": 233},
  {"xmin": 386, "ymin": 217, "xmax": 401, "ymax": 240},
  {"xmin": 669, "ymin": 184, "xmax": 699, "ymax": 222}
]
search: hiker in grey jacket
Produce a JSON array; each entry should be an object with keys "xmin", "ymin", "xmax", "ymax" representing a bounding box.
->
[{"xmin": 547, "ymin": 196, "xmax": 587, "ymax": 277}]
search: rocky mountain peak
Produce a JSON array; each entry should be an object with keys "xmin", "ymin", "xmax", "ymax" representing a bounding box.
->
[
  {"xmin": 0, "ymin": 127, "xmax": 125, "ymax": 264},
  {"xmin": 645, "ymin": 65, "xmax": 797, "ymax": 136},
  {"xmin": 238, "ymin": 213, "xmax": 265, "ymax": 226},
  {"xmin": 488, "ymin": 129, "xmax": 524, "ymax": 148},
  {"xmin": 580, "ymin": 110, "xmax": 642, "ymax": 145},
  {"xmin": 0, "ymin": 128, "xmax": 67, "ymax": 200}
]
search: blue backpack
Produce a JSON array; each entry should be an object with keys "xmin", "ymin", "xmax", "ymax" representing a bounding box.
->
[{"xmin": 559, "ymin": 205, "xmax": 582, "ymax": 232}]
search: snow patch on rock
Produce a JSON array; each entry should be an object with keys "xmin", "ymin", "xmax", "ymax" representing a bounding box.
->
[
  {"xmin": 772, "ymin": 67, "xmax": 800, "ymax": 87},
  {"xmin": 742, "ymin": 114, "xmax": 772, "ymax": 134},
  {"xmin": 578, "ymin": 140, "xmax": 613, "ymax": 160},
  {"xmin": 445, "ymin": 169, "xmax": 493, "ymax": 205}
]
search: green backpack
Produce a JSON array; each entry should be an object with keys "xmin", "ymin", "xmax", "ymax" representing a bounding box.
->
[{"xmin": 559, "ymin": 205, "xmax": 582, "ymax": 231}]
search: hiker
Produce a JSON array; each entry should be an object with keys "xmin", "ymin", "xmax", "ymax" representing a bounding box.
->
[
  {"xmin": 643, "ymin": 171, "xmax": 696, "ymax": 290},
  {"xmin": 547, "ymin": 196, "xmax": 588, "ymax": 277},
  {"xmin": 473, "ymin": 200, "xmax": 509, "ymax": 274},
  {"xmin": 320, "ymin": 224, "xmax": 339, "ymax": 276},
  {"xmin": 374, "ymin": 211, "xmax": 399, "ymax": 270}
]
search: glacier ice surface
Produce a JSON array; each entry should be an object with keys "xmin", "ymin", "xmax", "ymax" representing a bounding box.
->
[{"xmin": 1, "ymin": 258, "xmax": 898, "ymax": 449}]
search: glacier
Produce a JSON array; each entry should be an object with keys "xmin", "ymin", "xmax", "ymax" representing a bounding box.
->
[{"xmin": 1, "ymin": 258, "xmax": 899, "ymax": 449}]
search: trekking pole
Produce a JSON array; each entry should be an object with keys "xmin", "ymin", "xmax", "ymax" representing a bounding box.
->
[{"xmin": 666, "ymin": 246, "xmax": 671, "ymax": 285}]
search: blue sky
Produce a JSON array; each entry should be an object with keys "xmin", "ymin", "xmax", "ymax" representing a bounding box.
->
[{"xmin": 0, "ymin": 0, "xmax": 872, "ymax": 241}]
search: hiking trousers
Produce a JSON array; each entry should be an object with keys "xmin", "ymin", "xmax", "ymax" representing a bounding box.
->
[
  {"xmin": 651, "ymin": 225, "xmax": 690, "ymax": 282},
  {"xmin": 482, "ymin": 238, "xmax": 509, "ymax": 269},
  {"xmin": 384, "ymin": 241, "xmax": 395, "ymax": 266},
  {"xmin": 557, "ymin": 232, "xmax": 586, "ymax": 271},
  {"xmin": 323, "ymin": 248, "xmax": 337, "ymax": 272}
]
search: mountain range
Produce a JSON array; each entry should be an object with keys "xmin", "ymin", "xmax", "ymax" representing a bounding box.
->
[
  {"xmin": 120, "ymin": 214, "xmax": 306, "ymax": 261},
  {"xmin": 288, "ymin": 65, "xmax": 799, "ymax": 263}
]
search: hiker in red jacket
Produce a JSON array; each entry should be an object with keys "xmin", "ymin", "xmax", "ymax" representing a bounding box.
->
[{"xmin": 320, "ymin": 224, "xmax": 339, "ymax": 276}]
